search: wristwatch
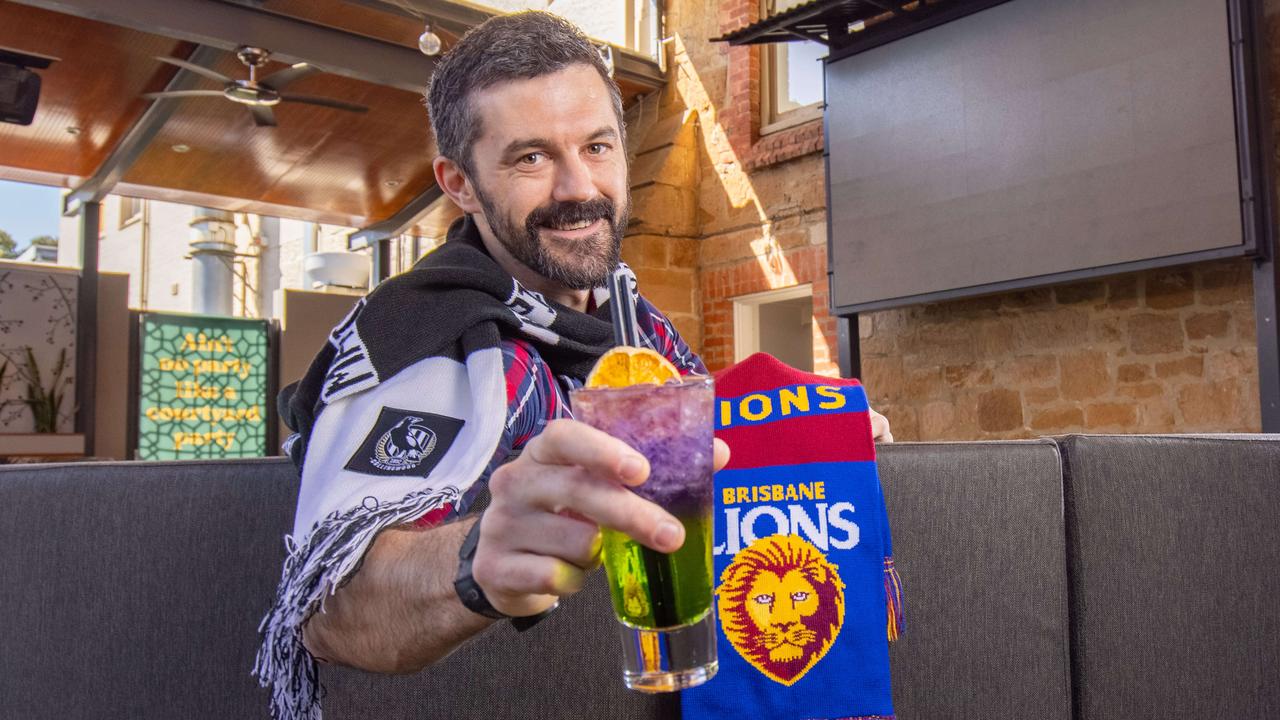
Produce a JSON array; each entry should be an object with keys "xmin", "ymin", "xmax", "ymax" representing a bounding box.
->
[{"xmin": 454, "ymin": 513, "xmax": 559, "ymax": 631}]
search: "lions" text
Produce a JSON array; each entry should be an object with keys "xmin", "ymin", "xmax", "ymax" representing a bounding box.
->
[{"xmin": 715, "ymin": 502, "xmax": 859, "ymax": 556}]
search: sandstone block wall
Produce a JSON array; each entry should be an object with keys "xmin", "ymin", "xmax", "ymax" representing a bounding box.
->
[{"xmin": 860, "ymin": 261, "xmax": 1261, "ymax": 439}]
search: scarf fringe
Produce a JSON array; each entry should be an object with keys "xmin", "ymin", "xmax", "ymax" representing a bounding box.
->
[
  {"xmin": 884, "ymin": 557, "xmax": 903, "ymax": 642},
  {"xmin": 253, "ymin": 486, "xmax": 461, "ymax": 720}
]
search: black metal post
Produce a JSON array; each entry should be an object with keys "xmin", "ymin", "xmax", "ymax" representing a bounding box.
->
[
  {"xmin": 371, "ymin": 238, "xmax": 392, "ymax": 286},
  {"xmin": 1240, "ymin": 0, "xmax": 1279, "ymax": 431},
  {"xmin": 1256, "ymin": 255, "xmax": 1279, "ymax": 431},
  {"xmin": 126, "ymin": 311, "xmax": 141, "ymax": 460},
  {"xmin": 266, "ymin": 318, "xmax": 281, "ymax": 455},
  {"xmin": 837, "ymin": 314, "xmax": 861, "ymax": 380},
  {"xmin": 74, "ymin": 201, "xmax": 99, "ymax": 456}
]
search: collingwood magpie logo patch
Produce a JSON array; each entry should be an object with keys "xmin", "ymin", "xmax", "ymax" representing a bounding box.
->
[{"xmin": 346, "ymin": 407, "xmax": 464, "ymax": 477}]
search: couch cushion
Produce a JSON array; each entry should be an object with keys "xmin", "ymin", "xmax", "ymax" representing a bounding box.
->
[
  {"xmin": 878, "ymin": 440, "xmax": 1072, "ymax": 720},
  {"xmin": 0, "ymin": 457, "xmax": 674, "ymax": 720},
  {"xmin": 0, "ymin": 457, "xmax": 297, "ymax": 720},
  {"xmin": 1058, "ymin": 434, "xmax": 1280, "ymax": 719}
]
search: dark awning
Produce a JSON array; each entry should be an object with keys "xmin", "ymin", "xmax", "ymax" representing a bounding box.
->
[{"xmin": 713, "ymin": 0, "xmax": 1013, "ymax": 61}]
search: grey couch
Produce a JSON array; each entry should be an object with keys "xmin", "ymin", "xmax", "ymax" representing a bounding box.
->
[{"xmin": 2, "ymin": 435, "xmax": 1277, "ymax": 719}]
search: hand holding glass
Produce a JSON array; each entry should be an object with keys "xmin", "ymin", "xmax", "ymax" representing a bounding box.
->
[{"xmin": 570, "ymin": 377, "xmax": 717, "ymax": 693}]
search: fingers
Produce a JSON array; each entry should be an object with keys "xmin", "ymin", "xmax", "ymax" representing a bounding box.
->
[
  {"xmin": 870, "ymin": 408, "xmax": 894, "ymax": 443},
  {"xmin": 471, "ymin": 551, "xmax": 585, "ymax": 617},
  {"xmin": 525, "ymin": 419, "xmax": 650, "ymax": 486},
  {"xmin": 491, "ymin": 463, "xmax": 683, "ymax": 553},
  {"xmin": 713, "ymin": 437, "xmax": 730, "ymax": 472},
  {"xmin": 481, "ymin": 508, "xmax": 602, "ymax": 570}
]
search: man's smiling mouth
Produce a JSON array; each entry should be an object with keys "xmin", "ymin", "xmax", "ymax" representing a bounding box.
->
[
  {"xmin": 541, "ymin": 218, "xmax": 604, "ymax": 234},
  {"xmin": 547, "ymin": 218, "xmax": 595, "ymax": 230}
]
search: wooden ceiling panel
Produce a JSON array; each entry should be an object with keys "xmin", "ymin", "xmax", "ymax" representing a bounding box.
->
[
  {"xmin": 0, "ymin": 2, "xmax": 187, "ymax": 182},
  {"xmin": 258, "ymin": 0, "xmax": 463, "ymax": 51},
  {"xmin": 122, "ymin": 51, "xmax": 437, "ymax": 223}
]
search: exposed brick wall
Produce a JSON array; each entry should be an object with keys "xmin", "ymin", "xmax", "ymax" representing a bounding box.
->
[
  {"xmin": 625, "ymin": 0, "xmax": 832, "ymax": 362},
  {"xmin": 718, "ymin": 0, "xmax": 825, "ymax": 171},
  {"xmin": 701, "ymin": 241, "xmax": 839, "ymax": 377},
  {"xmin": 745, "ymin": 121, "xmax": 824, "ymax": 170},
  {"xmin": 690, "ymin": 0, "xmax": 835, "ymax": 374}
]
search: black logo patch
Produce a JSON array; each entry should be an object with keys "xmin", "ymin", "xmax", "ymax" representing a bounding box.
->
[{"xmin": 345, "ymin": 407, "xmax": 465, "ymax": 477}]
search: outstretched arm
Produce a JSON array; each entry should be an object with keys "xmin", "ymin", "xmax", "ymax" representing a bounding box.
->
[
  {"xmin": 302, "ymin": 518, "xmax": 488, "ymax": 673},
  {"xmin": 303, "ymin": 420, "xmax": 730, "ymax": 673}
]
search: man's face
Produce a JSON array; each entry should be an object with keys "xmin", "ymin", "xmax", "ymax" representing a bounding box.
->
[{"xmin": 464, "ymin": 63, "xmax": 630, "ymax": 291}]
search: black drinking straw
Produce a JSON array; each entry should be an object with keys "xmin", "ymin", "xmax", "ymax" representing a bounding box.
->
[
  {"xmin": 606, "ymin": 268, "xmax": 680, "ymax": 628},
  {"xmin": 607, "ymin": 268, "xmax": 641, "ymax": 346}
]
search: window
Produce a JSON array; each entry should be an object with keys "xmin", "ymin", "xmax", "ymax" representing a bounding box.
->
[
  {"xmin": 762, "ymin": 0, "xmax": 826, "ymax": 131},
  {"xmin": 118, "ymin": 196, "xmax": 143, "ymax": 229}
]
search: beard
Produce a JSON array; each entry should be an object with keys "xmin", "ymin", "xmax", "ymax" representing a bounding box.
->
[{"xmin": 474, "ymin": 184, "xmax": 628, "ymax": 291}]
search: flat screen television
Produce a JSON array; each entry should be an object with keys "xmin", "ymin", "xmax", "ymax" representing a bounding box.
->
[{"xmin": 824, "ymin": 0, "xmax": 1271, "ymax": 313}]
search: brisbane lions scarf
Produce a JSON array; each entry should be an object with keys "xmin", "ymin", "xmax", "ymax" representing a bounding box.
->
[
  {"xmin": 255, "ymin": 216, "xmax": 630, "ymax": 720},
  {"xmin": 683, "ymin": 353, "xmax": 902, "ymax": 720}
]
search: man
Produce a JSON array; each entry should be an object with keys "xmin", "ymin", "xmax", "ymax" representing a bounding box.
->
[{"xmin": 257, "ymin": 11, "xmax": 889, "ymax": 717}]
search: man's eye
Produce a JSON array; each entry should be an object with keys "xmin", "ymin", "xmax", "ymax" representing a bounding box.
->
[
  {"xmin": 586, "ymin": 143, "xmax": 609, "ymax": 155},
  {"xmin": 753, "ymin": 594, "xmax": 774, "ymax": 605},
  {"xmin": 790, "ymin": 591, "xmax": 809, "ymax": 602},
  {"xmin": 519, "ymin": 152, "xmax": 545, "ymax": 165}
]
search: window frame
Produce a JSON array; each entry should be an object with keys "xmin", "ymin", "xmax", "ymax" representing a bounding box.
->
[
  {"xmin": 760, "ymin": 1, "xmax": 825, "ymax": 133},
  {"xmin": 118, "ymin": 195, "xmax": 143, "ymax": 229}
]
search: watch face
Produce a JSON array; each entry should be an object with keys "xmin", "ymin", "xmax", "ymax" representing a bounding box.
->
[{"xmin": 454, "ymin": 573, "xmax": 507, "ymax": 620}]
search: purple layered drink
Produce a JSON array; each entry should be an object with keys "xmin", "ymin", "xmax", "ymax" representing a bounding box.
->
[{"xmin": 571, "ymin": 376, "xmax": 717, "ymax": 690}]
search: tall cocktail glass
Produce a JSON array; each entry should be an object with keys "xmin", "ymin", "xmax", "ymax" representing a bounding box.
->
[{"xmin": 570, "ymin": 376, "xmax": 717, "ymax": 692}]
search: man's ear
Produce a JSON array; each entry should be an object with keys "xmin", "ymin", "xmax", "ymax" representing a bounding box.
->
[{"xmin": 433, "ymin": 156, "xmax": 483, "ymax": 214}]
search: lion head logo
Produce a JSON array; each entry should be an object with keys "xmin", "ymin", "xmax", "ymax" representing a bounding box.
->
[
  {"xmin": 371, "ymin": 416, "xmax": 437, "ymax": 471},
  {"xmin": 717, "ymin": 534, "xmax": 845, "ymax": 686}
]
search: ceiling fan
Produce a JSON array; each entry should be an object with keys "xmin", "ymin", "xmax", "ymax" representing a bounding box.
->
[{"xmin": 143, "ymin": 46, "xmax": 369, "ymax": 127}]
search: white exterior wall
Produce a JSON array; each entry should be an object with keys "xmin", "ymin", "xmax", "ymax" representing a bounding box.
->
[
  {"xmin": 141, "ymin": 200, "xmax": 197, "ymax": 314},
  {"xmin": 549, "ymin": 0, "xmax": 626, "ymax": 48},
  {"xmin": 56, "ymin": 194, "xmax": 365, "ymax": 320}
]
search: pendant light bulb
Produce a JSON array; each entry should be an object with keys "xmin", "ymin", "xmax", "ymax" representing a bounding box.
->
[{"xmin": 418, "ymin": 23, "xmax": 443, "ymax": 56}]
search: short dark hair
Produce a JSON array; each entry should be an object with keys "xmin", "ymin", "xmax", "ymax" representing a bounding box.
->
[{"xmin": 426, "ymin": 11, "xmax": 625, "ymax": 176}]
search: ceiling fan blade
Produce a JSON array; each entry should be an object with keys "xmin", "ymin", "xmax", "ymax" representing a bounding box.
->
[
  {"xmin": 142, "ymin": 90, "xmax": 226, "ymax": 100},
  {"xmin": 280, "ymin": 94, "xmax": 369, "ymax": 113},
  {"xmin": 261, "ymin": 63, "xmax": 318, "ymax": 90},
  {"xmin": 155, "ymin": 55, "xmax": 232, "ymax": 84},
  {"xmin": 249, "ymin": 105, "xmax": 278, "ymax": 127}
]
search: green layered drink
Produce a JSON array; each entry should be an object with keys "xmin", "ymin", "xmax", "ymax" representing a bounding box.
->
[
  {"xmin": 571, "ymin": 376, "xmax": 717, "ymax": 691},
  {"xmin": 601, "ymin": 511, "xmax": 712, "ymax": 629}
]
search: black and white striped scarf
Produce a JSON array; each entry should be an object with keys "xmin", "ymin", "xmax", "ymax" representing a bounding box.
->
[{"xmin": 255, "ymin": 215, "xmax": 632, "ymax": 720}]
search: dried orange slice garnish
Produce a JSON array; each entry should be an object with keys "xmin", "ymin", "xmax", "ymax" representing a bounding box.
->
[{"xmin": 585, "ymin": 347, "xmax": 681, "ymax": 388}]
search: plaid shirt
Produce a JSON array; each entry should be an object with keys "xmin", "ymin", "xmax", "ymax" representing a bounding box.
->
[{"xmin": 414, "ymin": 296, "xmax": 705, "ymax": 526}]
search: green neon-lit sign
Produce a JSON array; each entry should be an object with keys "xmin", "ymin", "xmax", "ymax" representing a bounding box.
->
[{"xmin": 136, "ymin": 313, "xmax": 269, "ymax": 460}]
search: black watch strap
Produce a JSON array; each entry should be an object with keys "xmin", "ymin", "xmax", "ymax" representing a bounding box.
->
[{"xmin": 453, "ymin": 513, "xmax": 559, "ymax": 631}]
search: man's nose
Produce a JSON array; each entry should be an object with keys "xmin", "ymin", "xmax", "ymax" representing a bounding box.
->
[{"xmin": 552, "ymin": 154, "xmax": 598, "ymax": 204}]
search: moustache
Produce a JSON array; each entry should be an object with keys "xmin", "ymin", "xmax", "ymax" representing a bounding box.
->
[{"xmin": 524, "ymin": 197, "xmax": 616, "ymax": 232}]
